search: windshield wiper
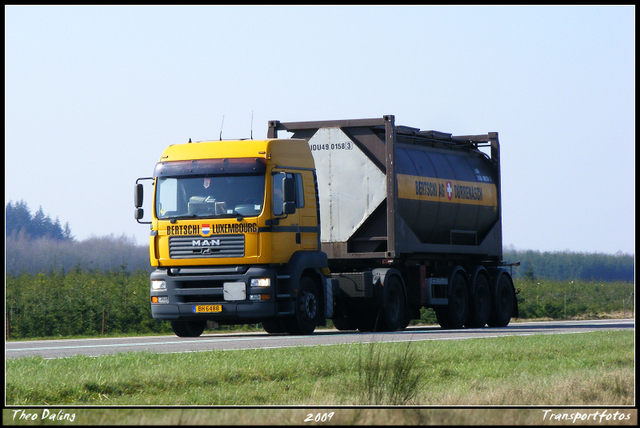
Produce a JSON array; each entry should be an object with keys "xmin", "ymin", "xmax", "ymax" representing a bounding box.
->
[
  {"xmin": 168, "ymin": 214, "xmax": 203, "ymax": 223},
  {"xmin": 167, "ymin": 211, "xmax": 247, "ymax": 223}
]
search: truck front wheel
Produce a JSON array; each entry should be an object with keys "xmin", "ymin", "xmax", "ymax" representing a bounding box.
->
[
  {"xmin": 171, "ymin": 320, "xmax": 206, "ymax": 337},
  {"xmin": 286, "ymin": 276, "xmax": 319, "ymax": 335},
  {"xmin": 262, "ymin": 320, "xmax": 287, "ymax": 334}
]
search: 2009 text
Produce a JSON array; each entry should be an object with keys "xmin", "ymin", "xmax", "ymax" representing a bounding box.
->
[{"xmin": 304, "ymin": 412, "xmax": 335, "ymax": 423}]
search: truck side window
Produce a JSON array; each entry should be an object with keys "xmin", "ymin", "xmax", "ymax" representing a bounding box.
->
[
  {"xmin": 294, "ymin": 173, "xmax": 304, "ymax": 208},
  {"xmin": 273, "ymin": 173, "xmax": 286, "ymax": 216},
  {"xmin": 157, "ymin": 178, "xmax": 178, "ymax": 216}
]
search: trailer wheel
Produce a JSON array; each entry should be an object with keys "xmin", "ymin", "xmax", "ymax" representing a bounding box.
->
[
  {"xmin": 286, "ymin": 276, "xmax": 319, "ymax": 335},
  {"xmin": 170, "ymin": 320, "xmax": 206, "ymax": 337},
  {"xmin": 381, "ymin": 275, "xmax": 407, "ymax": 332},
  {"xmin": 488, "ymin": 274, "xmax": 514, "ymax": 328},
  {"xmin": 435, "ymin": 272, "xmax": 469, "ymax": 329},
  {"xmin": 466, "ymin": 273, "xmax": 490, "ymax": 328}
]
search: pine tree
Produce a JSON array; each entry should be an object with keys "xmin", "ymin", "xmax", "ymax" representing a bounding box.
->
[
  {"xmin": 63, "ymin": 221, "xmax": 74, "ymax": 241},
  {"xmin": 52, "ymin": 216, "xmax": 65, "ymax": 240},
  {"xmin": 31, "ymin": 206, "xmax": 47, "ymax": 238}
]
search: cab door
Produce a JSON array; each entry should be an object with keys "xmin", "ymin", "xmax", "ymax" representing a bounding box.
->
[
  {"xmin": 298, "ymin": 171, "xmax": 319, "ymax": 250},
  {"xmin": 271, "ymin": 171, "xmax": 301, "ymax": 263}
]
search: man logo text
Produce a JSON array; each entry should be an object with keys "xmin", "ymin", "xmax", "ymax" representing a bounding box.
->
[{"xmin": 192, "ymin": 239, "xmax": 221, "ymax": 246}]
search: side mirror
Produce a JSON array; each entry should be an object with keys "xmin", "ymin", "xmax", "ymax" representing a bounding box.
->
[
  {"xmin": 134, "ymin": 208, "xmax": 144, "ymax": 220},
  {"xmin": 282, "ymin": 175, "xmax": 296, "ymax": 215},
  {"xmin": 134, "ymin": 183, "xmax": 144, "ymax": 208},
  {"xmin": 282, "ymin": 201, "xmax": 296, "ymax": 215},
  {"xmin": 134, "ymin": 178, "xmax": 153, "ymax": 224},
  {"xmin": 283, "ymin": 175, "xmax": 295, "ymax": 203}
]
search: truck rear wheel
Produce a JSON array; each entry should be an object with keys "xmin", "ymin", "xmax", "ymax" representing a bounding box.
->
[
  {"xmin": 286, "ymin": 276, "xmax": 319, "ymax": 335},
  {"xmin": 380, "ymin": 275, "xmax": 407, "ymax": 332},
  {"xmin": 466, "ymin": 273, "xmax": 490, "ymax": 328},
  {"xmin": 171, "ymin": 320, "xmax": 206, "ymax": 337},
  {"xmin": 488, "ymin": 274, "xmax": 514, "ymax": 327},
  {"xmin": 435, "ymin": 272, "xmax": 469, "ymax": 330}
]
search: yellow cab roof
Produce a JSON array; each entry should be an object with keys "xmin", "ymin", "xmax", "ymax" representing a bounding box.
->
[{"xmin": 158, "ymin": 139, "xmax": 314, "ymax": 169}]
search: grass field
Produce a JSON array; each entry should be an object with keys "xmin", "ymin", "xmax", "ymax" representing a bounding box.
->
[{"xmin": 6, "ymin": 330, "xmax": 633, "ymax": 407}]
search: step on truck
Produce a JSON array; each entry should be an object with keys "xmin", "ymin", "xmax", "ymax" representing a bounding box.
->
[{"xmin": 134, "ymin": 115, "xmax": 518, "ymax": 337}]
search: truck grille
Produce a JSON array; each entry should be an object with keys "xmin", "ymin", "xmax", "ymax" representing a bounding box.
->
[{"xmin": 169, "ymin": 235, "xmax": 245, "ymax": 259}]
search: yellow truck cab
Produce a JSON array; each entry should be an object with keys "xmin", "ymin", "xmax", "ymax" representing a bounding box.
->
[{"xmin": 135, "ymin": 138, "xmax": 330, "ymax": 337}]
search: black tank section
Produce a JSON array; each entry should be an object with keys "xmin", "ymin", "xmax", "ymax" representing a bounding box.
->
[{"xmin": 395, "ymin": 145, "xmax": 499, "ymax": 246}]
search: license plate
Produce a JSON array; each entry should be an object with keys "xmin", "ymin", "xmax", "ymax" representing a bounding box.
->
[{"xmin": 193, "ymin": 305, "xmax": 222, "ymax": 313}]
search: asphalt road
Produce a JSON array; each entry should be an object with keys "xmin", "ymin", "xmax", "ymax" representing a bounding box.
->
[{"xmin": 6, "ymin": 319, "xmax": 634, "ymax": 359}]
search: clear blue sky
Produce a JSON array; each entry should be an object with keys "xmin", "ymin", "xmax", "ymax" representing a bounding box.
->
[{"xmin": 5, "ymin": 5, "xmax": 635, "ymax": 254}]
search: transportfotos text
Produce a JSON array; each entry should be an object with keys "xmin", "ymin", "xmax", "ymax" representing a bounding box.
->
[{"xmin": 542, "ymin": 409, "xmax": 632, "ymax": 423}]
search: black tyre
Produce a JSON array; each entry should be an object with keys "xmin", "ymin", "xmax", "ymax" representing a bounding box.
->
[
  {"xmin": 466, "ymin": 273, "xmax": 491, "ymax": 328},
  {"xmin": 171, "ymin": 320, "xmax": 206, "ymax": 337},
  {"xmin": 488, "ymin": 274, "xmax": 514, "ymax": 327},
  {"xmin": 399, "ymin": 309, "xmax": 412, "ymax": 330},
  {"xmin": 380, "ymin": 275, "xmax": 407, "ymax": 332},
  {"xmin": 286, "ymin": 276, "xmax": 319, "ymax": 335},
  {"xmin": 435, "ymin": 272, "xmax": 469, "ymax": 330},
  {"xmin": 262, "ymin": 320, "xmax": 287, "ymax": 334}
]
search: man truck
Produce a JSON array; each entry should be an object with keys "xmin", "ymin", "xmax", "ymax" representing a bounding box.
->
[{"xmin": 134, "ymin": 115, "xmax": 518, "ymax": 337}]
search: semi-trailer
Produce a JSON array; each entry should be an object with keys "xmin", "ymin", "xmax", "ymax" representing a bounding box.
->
[{"xmin": 135, "ymin": 115, "xmax": 518, "ymax": 337}]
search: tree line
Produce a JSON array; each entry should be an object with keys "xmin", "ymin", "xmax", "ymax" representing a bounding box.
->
[
  {"xmin": 504, "ymin": 247, "xmax": 634, "ymax": 282},
  {"xmin": 6, "ymin": 201, "xmax": 150, "ymax": 275},
  {"xmin": 6, "ymin": 200, "xmax": 73, "ymax": 241},
  {"xmin": 6, "ymin": 233, "xmax": 151, "ymax": 275}
]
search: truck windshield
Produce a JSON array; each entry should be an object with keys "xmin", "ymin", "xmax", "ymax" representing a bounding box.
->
[{"xmin": 155, "ymin": 174, "xmax": 265, "ymax": 219}]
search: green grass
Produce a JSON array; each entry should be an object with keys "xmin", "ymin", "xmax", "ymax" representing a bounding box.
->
[{"xmin": 6, "ymin": 330, "xmax": 634, "ymax": 407}]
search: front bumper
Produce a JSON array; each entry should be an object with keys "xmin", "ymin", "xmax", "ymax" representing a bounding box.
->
[{"xmin": 150, "ymin": 265, "xmax": 281, "ymax": 323}]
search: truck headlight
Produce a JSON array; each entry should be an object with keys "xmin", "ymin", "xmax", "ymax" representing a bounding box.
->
[
  {"xmin": 250, "ymin": 278, "xmax": 271, "ymax": 287},
  {"xmin": 151, "ymin": 280, "xmax": 167, "ymax": 291}
]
